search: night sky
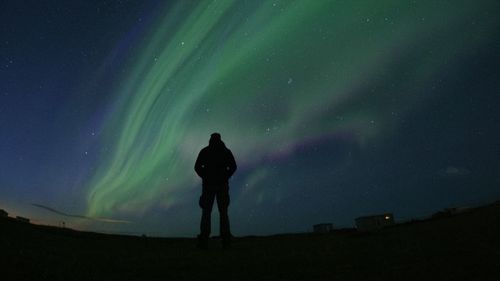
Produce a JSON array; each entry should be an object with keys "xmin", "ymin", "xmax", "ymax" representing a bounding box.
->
[{"xmin": 1, "ymin": 0, "xmax": 500, "ymax": 237}]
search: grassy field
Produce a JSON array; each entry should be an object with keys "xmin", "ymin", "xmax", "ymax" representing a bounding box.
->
[{"xmin": 1, "ymin": 202, "xmax": 500, "ymax": 281}]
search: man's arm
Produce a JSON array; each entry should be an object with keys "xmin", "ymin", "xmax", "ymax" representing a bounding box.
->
[
  {"xmin": 194, "ymin": 150, "xmax": 205, "ymax": 178},
  {"xmin": 226, "ymin": 150, "xmax": 237, "ymax": 178}
]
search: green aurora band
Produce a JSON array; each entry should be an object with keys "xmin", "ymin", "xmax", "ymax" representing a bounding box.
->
[{"xmin": 86, "ymin": 0, "xmax": 495, "ymax": 218}]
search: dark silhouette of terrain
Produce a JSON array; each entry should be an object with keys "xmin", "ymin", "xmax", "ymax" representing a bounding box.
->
[{"xmin": 1, "ymin": 202, "xmax": 500, "ymax": 281}]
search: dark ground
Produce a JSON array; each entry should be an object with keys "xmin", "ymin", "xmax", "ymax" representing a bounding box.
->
[{"xmin": 1, "ymin": 202, "xmax": 500, "ymax": 281}]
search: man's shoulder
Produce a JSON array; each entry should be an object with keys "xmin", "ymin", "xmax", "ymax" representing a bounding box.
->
[
  {"xmin": 197, "ymin": 146, "xmax": 210, "ymax": 157},
  {"xmin": 224, "ymin": 148, "xmax": 235, "ymax": 160},
  {"xmin": 200, "ymin": 145, "xmax": 232, "ymax": 155}
]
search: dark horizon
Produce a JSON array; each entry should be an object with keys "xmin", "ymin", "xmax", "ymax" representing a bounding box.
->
[{"xmin": 2, "ymin": 201, "xmax": 500, "ymax": 280}]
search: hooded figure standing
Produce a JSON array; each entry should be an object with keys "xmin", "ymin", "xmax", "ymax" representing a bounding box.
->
[{"xmin": 195, "ymin": 133, "xmax": 237, "ymax": 248}]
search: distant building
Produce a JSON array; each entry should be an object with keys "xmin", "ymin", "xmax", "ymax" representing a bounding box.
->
[
  {"xmin": 355, "ymin": 213, "xmax": 394, "ymax": 231},
  {"xmin": 313, "ymin": 223, "xmax": 334, "ymax": 233},
  {"xmin": 0, "ymin": 209, "xmax": 8, "ymax": 217},
  {"xmin": 16, "ymin": 216, "xmax": 30, "ymax": 223}
]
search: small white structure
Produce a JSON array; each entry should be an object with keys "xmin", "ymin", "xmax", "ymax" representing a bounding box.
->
[
  {"xmin": 0, "ymin": 209, "xmax": 8, "ymax": 217},
  {"xmin": 313, "ymin": 223, "xmax": 334, "ymax": 233},
  {"xmin": 355, "ymin": 213, "xmax": 394, "ymax": 231}
]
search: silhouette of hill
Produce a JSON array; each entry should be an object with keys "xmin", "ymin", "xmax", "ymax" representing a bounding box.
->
[{"xmin": 1, "ymin": 202, "xmax": 500, "ymax": 281}]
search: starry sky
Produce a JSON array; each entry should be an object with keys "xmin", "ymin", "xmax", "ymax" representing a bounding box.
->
[{"xmin": 1, "ymin": 0, "xmax": 500, "ymax": 237}]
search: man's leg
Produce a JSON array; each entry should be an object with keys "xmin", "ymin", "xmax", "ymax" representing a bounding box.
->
[
  {"xmin": 219, "ymin": 208, "xmax": 230, "ymax": 244},
  {"xmin": 198, "ymin": 186, "xmax": 215, "ymax": 248},
  {"xmin": 216, "ymin": 185, "xmax": 231, "ymax": 247},
  {"xmin": 200, "ymin": 209, "xmax": 212, "ymax": 239}
]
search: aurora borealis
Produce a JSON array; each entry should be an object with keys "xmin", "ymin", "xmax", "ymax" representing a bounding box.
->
[{"xmin": 1, "ymin": 1, "xmax": 500, "ymax": 236}]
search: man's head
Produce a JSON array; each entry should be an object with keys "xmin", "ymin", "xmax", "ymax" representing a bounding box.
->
[
  {"xmin": 209, "ymin": 132, "xmax": 223, "ymax": 146},
  {"xmin": 210, "ymin": 133, "xmax": 221, "ymax": 141}
]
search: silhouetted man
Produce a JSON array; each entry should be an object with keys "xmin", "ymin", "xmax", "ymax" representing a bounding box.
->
[{"xmin": 195, "ymin": 133, "xmax": 237, "ymax": 249}]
